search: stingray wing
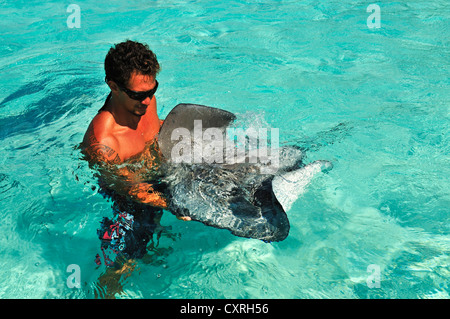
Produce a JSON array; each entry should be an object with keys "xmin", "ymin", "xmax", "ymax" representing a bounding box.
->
[
  {"xmin": 158, "ymin": 103, "xmax": 236, "ymax": 161},
  {"xmin": 167, "ymin": 164, "xmax": 290, "ymax": 242}
]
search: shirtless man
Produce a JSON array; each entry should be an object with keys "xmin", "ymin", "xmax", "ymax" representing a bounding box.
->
[
  {"xmin": 82, "ymin": 40, "xmax": 167, "ymax": 208},
  {"xmin": 82, "ymin": 41, "xmax": 191, "ymax": 288}
]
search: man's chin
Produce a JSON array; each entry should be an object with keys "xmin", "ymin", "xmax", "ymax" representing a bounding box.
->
[{"xmin": 134, "ymin": 106, "xmax": 147, "ymax": 116}]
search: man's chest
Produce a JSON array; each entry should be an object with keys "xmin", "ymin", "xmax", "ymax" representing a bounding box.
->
[
  {"xmin": 115, "ymin": 129, "xmax": 146, "ymax": 160},
  {"xmin": 115, "ymin": 122, "xmax": 159, "ymax": 161}
]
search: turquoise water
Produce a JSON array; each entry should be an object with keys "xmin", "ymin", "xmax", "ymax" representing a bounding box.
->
[{"xmin": 0, "ymin": 0, "xmax": 449, "ymax": 299}]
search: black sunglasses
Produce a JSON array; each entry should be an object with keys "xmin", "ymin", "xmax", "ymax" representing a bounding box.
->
[{"xmin": 118, "ymin": 80, "xmax": 159, "ymax": 101}]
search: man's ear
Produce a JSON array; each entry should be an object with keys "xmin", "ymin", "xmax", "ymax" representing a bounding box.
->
[{"xmin": 107, "ymin": 80, "xmax": 120, "ymax": 93}]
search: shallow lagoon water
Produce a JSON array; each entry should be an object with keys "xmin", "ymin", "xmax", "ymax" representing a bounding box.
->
[{"xmin": 0, "ymin": 0, "xmax": 448, "ymax": 298}]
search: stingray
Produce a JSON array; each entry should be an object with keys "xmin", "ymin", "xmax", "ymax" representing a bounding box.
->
[{"xmin": 155, "ymin": 104, "xmax": 332, "ymax": 242}]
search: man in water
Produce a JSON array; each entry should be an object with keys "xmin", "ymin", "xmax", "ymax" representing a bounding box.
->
[
  {"xmin": 81, "ymin": 40, "xmax": 188, "ymax": 297},
  {"xmin": 83, "ymin": 40, "xmax": 166, "ymax": 206}
]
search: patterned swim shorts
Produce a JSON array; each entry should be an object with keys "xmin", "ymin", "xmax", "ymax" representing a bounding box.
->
[{"xmin": 95, "ymin": 189, "xmax": 163, "ymax": 267}]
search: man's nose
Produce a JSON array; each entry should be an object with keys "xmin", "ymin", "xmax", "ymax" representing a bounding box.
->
[{"xmin": 141, "ymin": 96, "xmax": 152, "ymax": 105}]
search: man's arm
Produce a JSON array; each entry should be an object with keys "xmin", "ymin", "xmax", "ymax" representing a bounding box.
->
[
  {"xmin": 83, "ymin": 135, "xmax": 168, "ymax": 209},
  {"xmin": 86, "ymin": 135, "xmax": 122, "ymax": 165}
]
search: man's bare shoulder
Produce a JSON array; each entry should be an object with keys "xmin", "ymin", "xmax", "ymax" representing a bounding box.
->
[{"xmin": 82, "ymin": 111, "xmax": 122, "ymax": 165}]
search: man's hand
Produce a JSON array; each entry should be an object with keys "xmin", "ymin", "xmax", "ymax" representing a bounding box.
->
[{"xmin": 128, "ymin": 183, "xmax": 168, "ymax": 209}]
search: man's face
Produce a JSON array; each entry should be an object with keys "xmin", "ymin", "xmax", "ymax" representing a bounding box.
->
[{"xmin": 115, "ymin": 71, "xmax": 157, "ymax": 117}]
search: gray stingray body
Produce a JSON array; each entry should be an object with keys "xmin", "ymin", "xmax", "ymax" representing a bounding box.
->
[{"xmin": 157, "ymin": 104, "xmax": 331, "ymax": 242}]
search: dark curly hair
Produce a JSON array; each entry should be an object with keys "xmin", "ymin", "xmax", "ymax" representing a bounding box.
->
[{"xmin": 104, "ymin": 40, "xmax": 160, "ymax": 87}]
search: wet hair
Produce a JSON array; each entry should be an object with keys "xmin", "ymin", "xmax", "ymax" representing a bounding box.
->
[{"xmin": 104, "ymin": 40, "xmax": 160, "ymax": 87}]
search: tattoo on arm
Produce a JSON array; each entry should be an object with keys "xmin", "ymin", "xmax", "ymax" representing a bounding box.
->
[
  {"xmin": 85, "ymin": 134, "xmax": 122, "ymax": 165},
  {"xmin": 90, "ymin": 143, "xmax": 122, "ymax": 165}
]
